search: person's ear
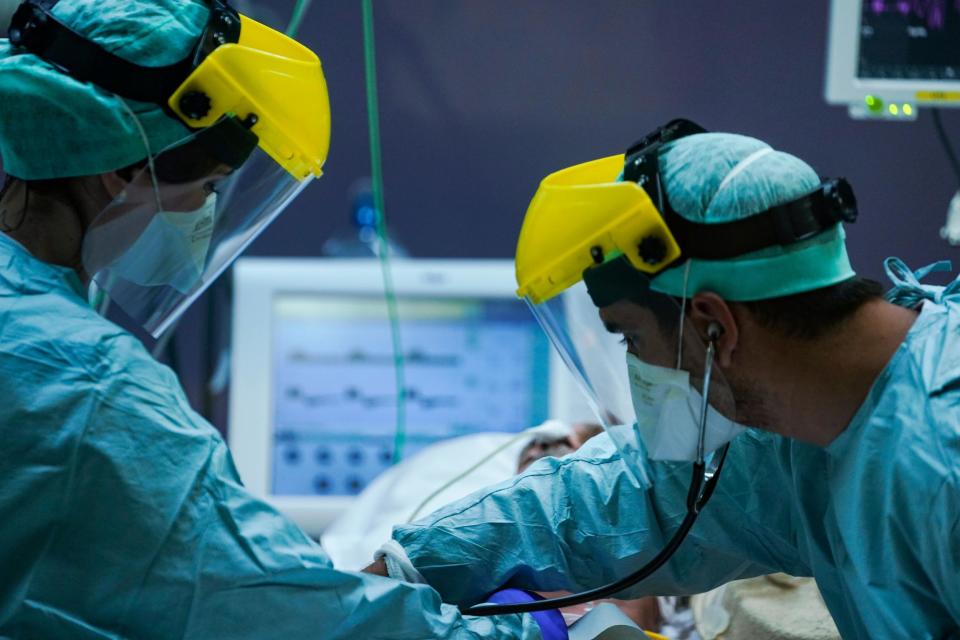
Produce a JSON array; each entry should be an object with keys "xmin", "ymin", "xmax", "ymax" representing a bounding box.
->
[{"xmin": 688, "ymin": 292, "xmax": 739, "ymax": 368}]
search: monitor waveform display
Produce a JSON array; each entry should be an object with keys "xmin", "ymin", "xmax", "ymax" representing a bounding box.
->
[
  {"xmin": 859, "ymin": 0, "xmax": 960, "ymax": 79},
  {"xmin": 284, "ymin": 385, "xmax": 459, "ymax": 411},
  {"xmin": 867, "ymin": 0, "xmax": 960, "ymax": 30},
  {"xmin": 287, "ymin": 348, "xmax": 460, "ymax": 368},
  {"xmin": 269, "ymin": 295, "xmax": 551, "ymax": 497}
]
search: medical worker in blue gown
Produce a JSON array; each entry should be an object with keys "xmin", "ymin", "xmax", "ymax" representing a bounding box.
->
[
  {"xmin": 0, "ymin": 0, "xmax": 548, "ymax": 637},
  {"xmin": 369, "ymin": 120, "xmax": 960, "ymax": 639}
]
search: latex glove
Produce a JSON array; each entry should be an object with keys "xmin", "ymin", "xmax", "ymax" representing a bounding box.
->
[{"xmin": 486, "ymin": 588, "xmax": 569, "ymax": 639}]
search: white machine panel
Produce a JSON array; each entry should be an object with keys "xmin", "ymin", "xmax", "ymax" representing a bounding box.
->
[
  {"xmin": 228, "ymin": 258, "xmax": 590, "ymax": 534},
  {"xmin": 825, "ymin": 0, "xmax": 960, "ymax": 119}
]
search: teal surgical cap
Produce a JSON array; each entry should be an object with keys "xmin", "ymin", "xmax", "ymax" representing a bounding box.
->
[
  {"xmin": 649, "ymin": 132, "xmax": 855, "ymax": 301},
  {"xmin": 0, "ymin": 0, "xmax": 207, "ymax": 180}
]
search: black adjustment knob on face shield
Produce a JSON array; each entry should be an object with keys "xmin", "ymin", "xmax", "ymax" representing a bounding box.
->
[
  {"xmin": 824, "ymin": 178, "xmax": 858, "ymax": 224},
  {"xmin": 179, "ymin": 91, "xmax": 212, "ymax": 120},
  {"xmin": 8, "ymin": 3, "xmax": 47, "ymax": 47},
  {"xmin": 638, "ymin": 236, "xmax": 667, "ymax": 266}
]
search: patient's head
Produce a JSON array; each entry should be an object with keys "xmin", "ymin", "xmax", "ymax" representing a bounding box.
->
[{"xmin": 517, "ymin": 422, "xmax": 604, "ymax": 473}]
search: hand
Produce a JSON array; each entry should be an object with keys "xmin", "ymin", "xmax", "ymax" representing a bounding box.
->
[
  {"xmin": 485, "ymin": 589, "xmax": 568, "ymax": 639},
  {"xmin": 362, "ymin": 558, "xmax": 389, "ymax": 577}
]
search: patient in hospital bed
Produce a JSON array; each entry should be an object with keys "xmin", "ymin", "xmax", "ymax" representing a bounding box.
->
[{"xmin": 320, "ymin": 420, "xmax": 661, "ymax": 631}]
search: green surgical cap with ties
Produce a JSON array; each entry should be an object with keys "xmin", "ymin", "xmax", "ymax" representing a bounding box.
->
[
  {"xmin": 0, "ymin": 0, "xmax": 207, "ymax": 180},
  {"xmin": 647, "ymin": 132, "xmax": 855, "ymax": 301}
]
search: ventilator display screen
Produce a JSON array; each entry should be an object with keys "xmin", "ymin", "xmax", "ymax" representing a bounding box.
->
[
  {"xmin": 858, "ymin": 0, "xmax": 960, "ymax": 80},
  {"xmin": 269, "ymin": 295, "xmax": 551, "ymax": 496}
]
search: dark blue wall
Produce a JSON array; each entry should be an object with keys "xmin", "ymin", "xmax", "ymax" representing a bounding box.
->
[
  {"xmin": 9, "ymin": 1, "xmax": 956, "ymax": 428},
  {"xmin": 252, "ymin": 0, "xmax": 960, "ymax": 276},
  {"xmin": 176, "ymin": 0, "xmax": 960, "ymax": 431}
]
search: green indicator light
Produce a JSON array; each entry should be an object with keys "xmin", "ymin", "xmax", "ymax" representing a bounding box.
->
[
  {"xmin": 888, "ymin": 104, "xmax": 899, "ymax": 115},
  {"xmin": 865, "ymin": 95, "xmax": 883, "ymax": 112},
  {"xmin": 903, "ymin": 104, "xmax": 914, "ymax": 116}
]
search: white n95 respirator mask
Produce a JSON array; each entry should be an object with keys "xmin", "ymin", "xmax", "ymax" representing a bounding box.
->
[
  {"xmin": 627, "ymin": 352, "xmax": 746, "ymax": 461},
  {"xmin": 104, "ymin": 192, "xmax": 217, "ymax": 295}
]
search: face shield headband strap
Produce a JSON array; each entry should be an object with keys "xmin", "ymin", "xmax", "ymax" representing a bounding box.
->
[
  {"xmin": 622, "ymin": 118, "xmax": 859, "ymax": 266},
  {"xmin": 153, "ymin": 116, "xmax": 259, "ymax": 181},
  {"xmin": 660, "ymin": 178, "xmax": 859, "ymax": 261},
  {"xmin": 583, "ymin": 254, "xmax": 653, "ymax": 308},
  {"xmin": 582, "ymin": 188, "xmax": 859, "ymax": 310},
  {"xmin": 8, "ymin": 0, "xmax": 240, "ymax": 109}
]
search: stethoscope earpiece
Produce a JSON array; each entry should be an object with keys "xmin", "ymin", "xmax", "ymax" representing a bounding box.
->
[{"xmin": 707, "ymin": 322, "xmax": 723, "ymax": 342}]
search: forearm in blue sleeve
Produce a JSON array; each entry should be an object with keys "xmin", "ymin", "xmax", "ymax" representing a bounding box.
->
[
  {"xmin": 58, "ymin": 374, "xmax": 541, "ymax": 640},
  {"xmin": 183, "ymin": 443, "xmax": 545, "ymax": 639},
  {"xmin": 392, "ymin": 430, "xmax": 809, "ymax": 606}
]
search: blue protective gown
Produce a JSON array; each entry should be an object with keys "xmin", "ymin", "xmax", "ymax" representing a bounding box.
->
[
  {"xmin": 0, "ymin": 234, "xmax": 539, "ymax": 639},
  {"xmin": 394, "ymin": 262, "xmax": 960, "ymax": 640}
]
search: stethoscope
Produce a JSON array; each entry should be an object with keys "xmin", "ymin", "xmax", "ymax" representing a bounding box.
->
[{"xmin": 461, "ymin": 326, "xmax": 730, "ymax": 617}]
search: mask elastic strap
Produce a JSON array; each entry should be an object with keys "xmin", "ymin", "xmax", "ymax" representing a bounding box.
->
[
  {"xmin": 675, "ymin": 260, "xmax": 692, "ymax": 369},
  {"xmin": 696, "ymin": 332, "xmax": 718, "ymax": 465},
  {"xmin": 116, "ymin": 98, "xmax": 163, "ymax": 212}
]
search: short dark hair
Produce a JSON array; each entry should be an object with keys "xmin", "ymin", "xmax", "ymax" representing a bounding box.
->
[
  {"xmin": 633, "ymin": 276, "xmax": 884, "ymax": 342},
  {"xmin": 1, "ymin": 174, "xmax": 74, "ymax": 200},
  {"xmin": 0, "ymin": 173, "xmax": 14, "ymax": 201},
  {"xmin": 741, "ymin": 277, "xmax": 885, "ymax": 340}
]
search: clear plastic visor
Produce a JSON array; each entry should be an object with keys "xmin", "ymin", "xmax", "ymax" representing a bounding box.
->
[
  {"xmin": 82, "ymin": 134, "xmax": 310, "ymax": 337},
  {"xmin": 526, "ymin": 281, "xmax": 738, "ymax": 483}
]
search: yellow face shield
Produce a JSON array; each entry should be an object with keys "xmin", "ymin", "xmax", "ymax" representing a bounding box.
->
[
  {"xmin": 169, "ymin": 14, "xmax": 331, "ymax": 181},
  {"xmin": 515, "ymin": 155, "xmax": 681, "ymax": 305},
  {"xmin": 10, "ymin": 0, "xmax": 330, "ymax": 181},
  {"xmin": 9, "ymin": 0, "xmax": 332, "ymax": 336}
]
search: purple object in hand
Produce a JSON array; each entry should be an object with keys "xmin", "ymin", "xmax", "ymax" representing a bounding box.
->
[{"xmin": 485, "ymin": 588, "xmax": 568, "ymax": 639}]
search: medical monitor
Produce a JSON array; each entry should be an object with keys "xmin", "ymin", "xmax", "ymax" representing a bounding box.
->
[
  {"xmin": 228, "ymin": 259, "xmax": 588, "ymax": 534},
  {"xmin": 825, "ymin": 0, "xmax": 960, "ymax": 119}
]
